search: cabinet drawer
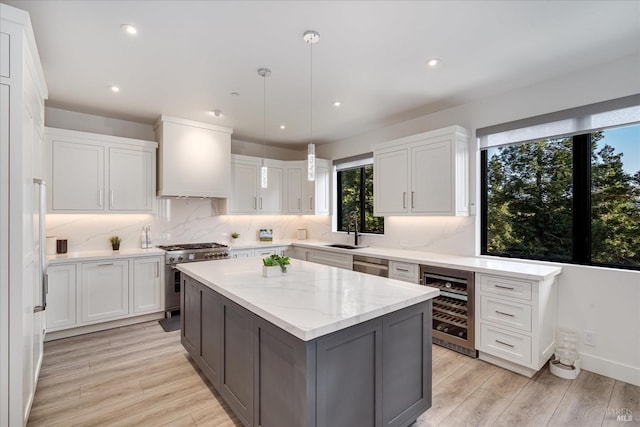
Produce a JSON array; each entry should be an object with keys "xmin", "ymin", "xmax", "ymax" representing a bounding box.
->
[
  {"xmin": 479, "ymin": 324, "xmax": 531, "ymax": 364},
  {"xmin": 478, "ymin": 274, "xmax": 532, "ymax": 301},
  {"xmin": 480, "ymin": 296, "xmax": 531, "ymax": 332},
  {"xmin": 388, "ymin": 261, "xmax": 419, "ymax": 283}
]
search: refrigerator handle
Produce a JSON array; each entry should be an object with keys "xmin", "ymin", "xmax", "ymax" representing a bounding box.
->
[{"xmin": 33, "ymin": 178, "xmax": 47, "ymax": 313}]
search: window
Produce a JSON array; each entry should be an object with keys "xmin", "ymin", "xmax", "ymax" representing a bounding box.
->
[
  {"xmin": 481, "ymin": 122, "xmax": 640, "ymax": 270},
  {"xmin": 336, "ymin": 163, "xmax": 384, "ymax": 234}
]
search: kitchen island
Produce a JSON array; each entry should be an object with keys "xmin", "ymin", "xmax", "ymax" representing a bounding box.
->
[{"xmin": 177, "ymin": 257, "xmax": 440, "ymax": 427}]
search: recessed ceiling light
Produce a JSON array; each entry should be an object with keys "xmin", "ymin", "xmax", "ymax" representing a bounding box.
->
[
  {"xmin": 109, "ymin": 85, "xmax": 120, "ymax": 93},
  {"xmin": 209, "ymin": 110, "xmax": 222, "ymax": 117},
  {"xmin": 231, "ymin": 92, "xmax": 240, "ymax": 97},
  {"xmin": 280, "ymin": 125, "xmax": 286, "ymax": 129},
  {"xmin": 121, "ymin": 24, "xmax": 137, "ymax": 35},
  {"xmin": 333, "ymin": 100, "xmax": 342, "ymax": 107},
  {"xmin": 425, "ymin": 58, "xmax": 441, "ymax": 68}
]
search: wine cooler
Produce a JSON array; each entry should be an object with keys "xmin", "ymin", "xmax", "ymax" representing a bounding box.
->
[{"xmin": 420, "ymin": 265, "xmax": 477, "ymax": 358}]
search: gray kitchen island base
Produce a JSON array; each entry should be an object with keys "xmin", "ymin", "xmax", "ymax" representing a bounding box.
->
[{"xmin": 181, "ymin": 275, "xmax": 433, "ymax": 427}]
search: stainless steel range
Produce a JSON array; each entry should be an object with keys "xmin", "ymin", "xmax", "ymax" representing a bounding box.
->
[{"xmin": 158, "ymin": 242, "xmax": 230, "ymax": 315}]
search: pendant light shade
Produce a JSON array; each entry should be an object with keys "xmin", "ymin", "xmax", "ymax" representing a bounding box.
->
[
  {"xmin": 258, "ymin": 68, "xmax": 271, "ymax": 188},
  {"xmin": 304, "ymin": 30, "xmax": 319, "ymax": 181}
]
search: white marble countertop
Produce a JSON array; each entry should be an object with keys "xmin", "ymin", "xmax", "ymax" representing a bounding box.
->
[
  {"xmin": 178, "ymin": 257, "xmax": 440, "ymax": 341},
  {"xmin": 292, "ymin": 241, "xmax": 562, "ymax": 281},
  {"xmin": 46, "ymin": 247, "xmax": 165, "ymax": 264}
]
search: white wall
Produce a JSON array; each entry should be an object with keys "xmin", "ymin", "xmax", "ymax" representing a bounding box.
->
[{"xmin": 318, "ymin": 53, "xmax": 640, "ymax": 385}]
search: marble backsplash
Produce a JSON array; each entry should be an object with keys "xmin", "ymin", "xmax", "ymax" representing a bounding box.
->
[{"xmin": 45, "ymin": 198, "xmax": 475, "ymax": 256}]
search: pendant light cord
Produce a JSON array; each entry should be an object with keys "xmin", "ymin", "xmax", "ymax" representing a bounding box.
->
[{"xmin": 263, "ymin": 70, "xmax": 266, "ymax": 160}]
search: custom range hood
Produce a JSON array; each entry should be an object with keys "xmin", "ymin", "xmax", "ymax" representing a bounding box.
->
[{"xmin": 154, "ymin": 115, "xmax": 233, "ymax": 198}]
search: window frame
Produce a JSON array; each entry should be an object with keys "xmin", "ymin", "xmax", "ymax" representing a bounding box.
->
[
  {"xmin": 336, "ymin": 164, "xmax": 384, "ymax": 235},
  {"xmin": 481, "ymin": 130, "xmax": 639, "ymax": 271}
]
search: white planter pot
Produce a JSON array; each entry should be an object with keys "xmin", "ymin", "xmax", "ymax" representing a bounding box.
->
[{"xmin": 262, "ymin": 265, "xmax": 289, "ymax": 278}]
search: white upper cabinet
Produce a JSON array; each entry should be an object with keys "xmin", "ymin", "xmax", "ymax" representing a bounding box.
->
[
  {"xmin": 155, "ymin": 115, "xmax": 232, "ymax": 198},
  {"xmin": 373, "ymin": 125, "xmax": 469, "ymax": 216},
  {"xmin": 285, "ymin": 159, "xmax": 331, "ymax": 215},
  {"xmin": 109, "ymin": 147, "xmax": 154, "ymax": 212},
  {"xmin": 46, "ymin": 127, "xmax": 157, "ymax": 213},
  {"xmin": 285, "ymin": 163, "xmax": 304, "ymax": 214},
  {"xmin": 229, "ymin": 155, "xmax": 284, "ymax": 214},
  {"xmin": 303, "ymin": 159, "xmax": 331, "ymax": 215}
]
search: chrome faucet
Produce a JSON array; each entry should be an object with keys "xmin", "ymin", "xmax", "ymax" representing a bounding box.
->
[{"xmin": 347, "ymin": 211, "xmax": 359, "ymax": 246}]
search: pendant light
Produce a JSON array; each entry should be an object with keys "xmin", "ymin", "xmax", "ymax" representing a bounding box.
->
[
  {"xmin": 304, "ymin": 30, "xmax": 319, "ymax": 181},
  {"xmin": 258, "ymin": 67, "xmax": 271, "ymax": 188}
]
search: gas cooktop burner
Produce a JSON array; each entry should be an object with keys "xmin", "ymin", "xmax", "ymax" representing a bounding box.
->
[{"xmin": 158, "ymin": 242, "xmax": 228, "ymax": 251}]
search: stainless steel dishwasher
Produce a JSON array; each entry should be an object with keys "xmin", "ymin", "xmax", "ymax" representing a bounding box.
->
[{"xmin": 352, "ymin": 255, "xmax": 389, "ymax": 277}]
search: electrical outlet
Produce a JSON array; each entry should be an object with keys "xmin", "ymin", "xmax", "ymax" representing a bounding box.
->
[{"xmin": 584, "ymin": 331, "xmax": 597, "ymax": 347}]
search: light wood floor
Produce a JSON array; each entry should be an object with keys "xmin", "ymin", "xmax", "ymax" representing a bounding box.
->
[{"xmin": 29, "ymin": 321, "xmax": 638, "ymax": 427}]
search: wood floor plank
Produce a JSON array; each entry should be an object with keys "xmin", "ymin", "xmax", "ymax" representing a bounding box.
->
[
  {"xmin": 159, "ymin": 414, "xmax": 197, "ymax": 427},
  {"xmin": 437, "ymin": 368, "xmax": 530, "ymax": 427},
  {"xmin": 431, "ymin": 349, "xmax": 473, "ymax": 386},
  {"xmin": 416, "ymin": 358, "xmax": 498, "ymax": 427},
  {"xmin": 545, "ymin": 370, "xmax": 615, "ymax": 426},
  {"xmin": 493, "ymin": 366, "xmax": 573, "ymax": 427},
  {"xmin": 602, "ymin": 381, "xmax": 640, "ymax": 426}
]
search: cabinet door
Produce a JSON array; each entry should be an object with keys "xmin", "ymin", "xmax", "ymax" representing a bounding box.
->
[
  {"xmin": 316, "ymin": 319, "xmax": 382, "ymax": 427},
  {"xmin": 411, "ymin": 140, "xmax": 452, "ymax": 215},
  {"xmin": 230, "ymin": 161, "xmax": 258, "ymax": 214},
  {"xmin": 132, "ymin": 257, "xmax": 162, "ymax": 314},
  {"xmin": 51, "ymin": 140, "xmax": 104, "ymax": 211},
  {"xmin": 80, "ymin": 260, "xmax": 129, "ymax": 323},
  {"xmin": 304, "ymin": 160, "xmax": 331, "ymax": 214},
  {"xmin": 45, "ymin": 264, "xmax": 77, "ymax": 331},
  {"xmin": 181, "ymin": 275, "xmax": 200, "ymax": 356},
  {"xmin": 200, "ymin": 285, "xmax": 222, "ymax": 388},
  {"xmin": 259, "ymin": 164, "xmax": 283, "ymax": 214},
  {"xmin": 285, "ymin": 165, "xmax": 303, "ymax": 213},
  {"xmin": 220, "ymin": 297, "xmax": 254, "ymax": 427},
  {"xmin": 374, "ymin": 148, "xmax": 408, "ymax": 215},
  {"xmin": 109, "ymin": 147, "xmax": 154, "ymax": 212}
]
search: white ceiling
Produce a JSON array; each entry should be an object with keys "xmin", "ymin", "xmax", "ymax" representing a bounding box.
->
[{"xmin": 7, "ymin": 0, "xmax": 640, "ymax": 148}]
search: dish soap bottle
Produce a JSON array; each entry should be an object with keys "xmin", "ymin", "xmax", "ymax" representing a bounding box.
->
[
  {"xmin": 145, "ymin": 225, "xmax": 152, "ymax": 248},
  {"xmin": 140, "ymin": 227, "xmax": 148, "ymax": 249}
]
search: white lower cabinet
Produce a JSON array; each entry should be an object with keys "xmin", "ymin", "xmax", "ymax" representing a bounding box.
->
[
  {"xmin": 46, "ymin": 264, "xmax": 78, "ymax": 331},
  {"xmin": 230, "ymin": 246, "xmax": 287, "ymax": 259},
  {"xmin": 388, "ymin": 260, "xmax": 419, "ymax": 283},
  {"xmin": 308, "ymin": 249, "xmax": 353, "ymax": 270},
  {"xmin": 133, "ymin": 257, "xmax": 163, "ymax": 313},
  {"xmin": 81, "ymin": 260, "xmax": 129, "ymax": 323},
  {"xmin": 46, "ymin": 255, "xmax": 164, "ymax": 335},
  {"xmin": 475, "ymin": 272, "xmax": 557, "ymax": 377}
]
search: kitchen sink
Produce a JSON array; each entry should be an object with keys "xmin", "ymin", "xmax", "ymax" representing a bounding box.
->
[{"xmin": 325, "ymin": 243, "xmax": 368, "ymax": 250}]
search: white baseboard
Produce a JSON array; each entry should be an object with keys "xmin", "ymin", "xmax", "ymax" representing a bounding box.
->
[
  {"xmin": 44, "ymin": 312, "xmax": 165, "ymax": 341},
  {"xmin": 580, "ymin": 352, "xmax": 640, "ymax": 386}
]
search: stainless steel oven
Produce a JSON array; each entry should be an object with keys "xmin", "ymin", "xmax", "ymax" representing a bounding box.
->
[
  {"xmin": 420, "ymin": 264, "xmax": 477, "ymax": 358},
  {"xmin": 158, "ymin": 243, "xmax": 230, "ymax": 316}
]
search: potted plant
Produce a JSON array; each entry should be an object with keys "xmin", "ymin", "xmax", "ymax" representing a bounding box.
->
[
  {"xmin": 262, "ymin": 254, "xmax": 290, "ymax": 277},
  {"xmin": 110, "ymin": 235, "xmax": 121, "ymax": 251},
  {"xmin": 230, "ymin": 232, "xmax": 240, "ymax": 241}
]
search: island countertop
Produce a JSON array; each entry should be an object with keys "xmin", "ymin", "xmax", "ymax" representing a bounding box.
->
[{"xmin": 177, "ymin": 257, "xmax": 440, "ymax": 341}]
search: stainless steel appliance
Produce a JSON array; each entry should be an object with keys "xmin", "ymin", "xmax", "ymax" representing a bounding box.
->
[
  {"xmin": 420, "ymin": 265, "xmax": 477, "ymax": 358},
  {"xmin": 158, "ymin": 243, "xmax": 230, "ymax": 315},
  {"xmin": 353, "ymin": 255, "xmax": 388, "ymax": 277}
]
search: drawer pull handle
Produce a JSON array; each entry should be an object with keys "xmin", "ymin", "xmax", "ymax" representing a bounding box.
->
[
  {"xmin": 396, "ymin": 268, "xmax": 409, "ymax": 272},
  {"xmin": 402, "ymin": 192, "xmax": 406, "ymax": 209},
  {"xmin": 97, "ymin": 263, "xmax": 114, "ymax": 267},
  {"xmin": 494, "ymin": 284, "xmax": 514, "ymax": 290},
  {"xmin": 495, "ymin": 310, "xmax": 515, "ymax": 317},
  {"xmin": 495, "ymin": 339, "xmax": 515, "ymax": 348}
]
